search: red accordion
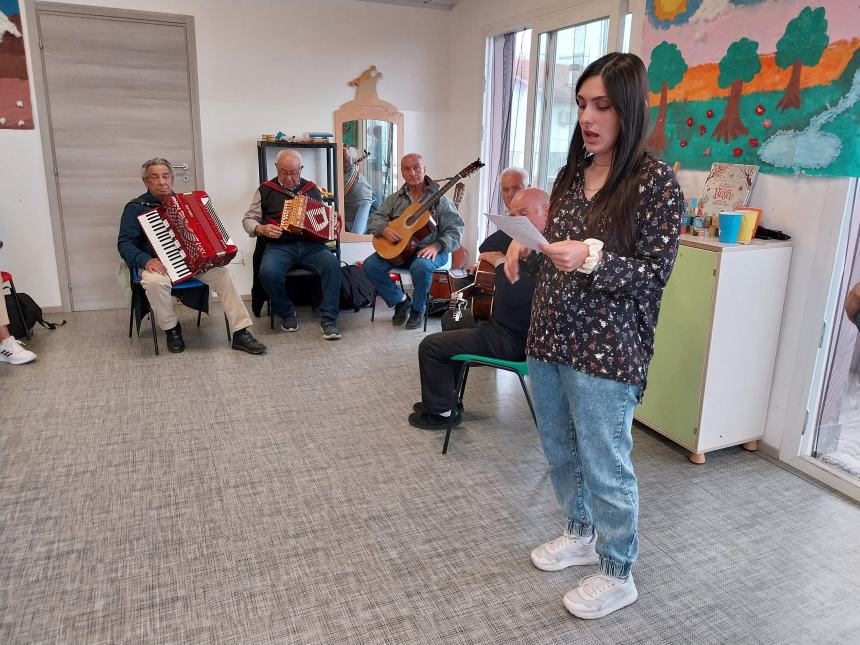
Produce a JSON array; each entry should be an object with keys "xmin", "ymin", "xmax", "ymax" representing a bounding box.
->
[
  {"xmin": 280, "ymin": 193, "xmax": 340, "ymax": 243},
  {"xmin": 138, "ymin": 191, "xmax": 237, "ymax": 284}
]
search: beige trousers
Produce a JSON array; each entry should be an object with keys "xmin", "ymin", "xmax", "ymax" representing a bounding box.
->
[
  {"xmin": 140, "ymin": 266, "xmax": 252, "ymax": 333},
  {"xmin": 0, "ymin": 292, "xmax": 9, "ymax": 327}
]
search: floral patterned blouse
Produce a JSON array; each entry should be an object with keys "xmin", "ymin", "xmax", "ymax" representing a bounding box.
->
[{"xmin": 527, "ymin": 153, "xmax": 683, "ymax": 389}]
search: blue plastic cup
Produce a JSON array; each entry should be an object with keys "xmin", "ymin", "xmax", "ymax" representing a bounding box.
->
[{"xmin": 719, "ymin": 212, "xmax": 743, "ymax": 243}]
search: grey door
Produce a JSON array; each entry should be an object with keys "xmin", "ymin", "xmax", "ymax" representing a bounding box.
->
[{"xmin": 36, "ymin": 4, "xmax": 201, "ymax": 310}]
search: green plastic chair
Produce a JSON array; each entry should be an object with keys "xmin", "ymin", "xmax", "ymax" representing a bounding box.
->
[{"xmin": 443, "ymin": 354, "xmax": 537, "ymax": 454}]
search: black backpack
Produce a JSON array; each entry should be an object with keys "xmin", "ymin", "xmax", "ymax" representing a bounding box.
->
[
  {"xmin": 5, "ymin": 292, "xmax": 65, "ymax": 339},
  {"xmin": 339, "ymin": 263, "xmax": 376, "ymax": 311}
]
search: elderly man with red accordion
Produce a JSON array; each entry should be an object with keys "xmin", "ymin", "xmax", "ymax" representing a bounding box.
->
[
  {"xmin": 117, "ymin": 157, "xmax": 266, "ymax": 355},
  {"xmin": 242, "ymin": 149, "xmax": 342, "ymax": 340}
]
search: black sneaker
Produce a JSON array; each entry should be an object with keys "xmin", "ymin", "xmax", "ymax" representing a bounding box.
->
[
  {"xmin": 405, "ymin": 308, "xmax": 423, "ymax": 330},
  {"xmin": 408, "ymin": 409, "xmax": 462, "ymax": 431},
  {"xmin": 392, "ymin": 296, "xmax": 412, "ymax": 325},
  {"xmin": 232, "ymin": 328, "xmax": 266, "ymax": 354},
  {"xmin": 412, "ymin": 401, "xmax": 463, "ymax": 414},
  {"xmin": 320, "ymin": 320, "xmax": 341, "ymax": 340},
  {"xmin": 280, "ymin": 314, "xmax": 298, "ymax": 332},
  {"xmin": 165, "ymin": 323, "xmax": 185, "ymax": 353}
]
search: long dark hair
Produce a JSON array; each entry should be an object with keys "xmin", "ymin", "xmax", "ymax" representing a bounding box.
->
[{"xmin": 548, "ymin": 52, "xmax": 649, "ymax": 254}]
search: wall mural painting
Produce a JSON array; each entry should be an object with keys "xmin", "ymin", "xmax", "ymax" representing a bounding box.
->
[
  {"xmin": 0, "ymin": 0, "xmax": 31, "ymax": 129},
  {"xmin": 643, "ymin": 0, "xmax": 860, "ymax": 176}
]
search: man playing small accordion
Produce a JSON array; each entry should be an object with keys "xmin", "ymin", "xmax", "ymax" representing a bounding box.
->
[{"xmin": 242, "ymin": 149, "xmax": 342, "ymax": 340}]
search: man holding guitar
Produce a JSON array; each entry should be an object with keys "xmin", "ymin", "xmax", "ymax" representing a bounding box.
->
[
  {"xmin": 443, "ymin": 166, "xmax": 530, "ymax": 331},
  {"xmin": 409, "ymin": 187, "xmax": 549, "ymax": 430},
  {"xmin": 363, "ymin": 154, "xmax": 465, "ymax": 330}
]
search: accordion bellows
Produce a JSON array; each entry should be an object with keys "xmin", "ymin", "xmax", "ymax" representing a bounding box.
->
[
  {"xmin": 280, "ymin": 194, "xmax": 340, "ymax": 243},
  {"xmin": 137, "ymin": 191, "xmax": 238, "ymax": 284}
]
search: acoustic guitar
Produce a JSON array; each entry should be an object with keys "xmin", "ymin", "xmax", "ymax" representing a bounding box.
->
[
  {"xmin": 449, "ymin": 259, "xmax": 496, "ymax": 322},
  {"xmin": 372, "ymin": 159, "xmax": 484, "ymax": 266}
]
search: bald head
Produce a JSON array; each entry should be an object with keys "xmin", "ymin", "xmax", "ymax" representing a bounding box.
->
[
  {"xmin": 508, "ymin": 187, "xmax": 549, "ymax": 233},
  {"xmin": 275, "ymin": 149, "xmax": 303, "ymax": 189},
  {"xmin": 276, "ymin": 149, "xmax": 302, "ymax": 166}
]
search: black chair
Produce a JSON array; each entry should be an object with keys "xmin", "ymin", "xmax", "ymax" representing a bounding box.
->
[
  {"xmin": 251, "ymin": 237, "xmax": 341, "ymax": 328},
  {"xmin": 369, "ymin": 264, "xmax": 453, "ymax": 331},
  {"xmin": 129, "ymin": 266, "xmax": 229, "ymax": 355}
]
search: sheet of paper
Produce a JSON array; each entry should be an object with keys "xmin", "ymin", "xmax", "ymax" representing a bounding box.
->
[{"xmin": 485, "ymin": 213, "xmax": 548, "ymax": 251}]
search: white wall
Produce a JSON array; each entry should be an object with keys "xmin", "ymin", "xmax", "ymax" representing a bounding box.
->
[
  {"xmin": 2, "ymin": 0, "xmax": 452, "ymax": 303},
  {"xmin": 0, "ymin": 7, "xmax": 59, "ymax": 307}
]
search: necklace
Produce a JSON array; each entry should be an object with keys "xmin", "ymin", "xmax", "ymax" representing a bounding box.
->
[
  {"xmin": 584, "ymin": 184, "xmax": 601, "ymax": 192},
  {"xmin": 591, "ymin": 160, "xmax": 611, "ymax": 167}
]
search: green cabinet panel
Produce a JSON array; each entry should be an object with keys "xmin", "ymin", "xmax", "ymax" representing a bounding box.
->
[{"xmin": 635, "ymin": 245, "xmax": 717, "ymax": 446}]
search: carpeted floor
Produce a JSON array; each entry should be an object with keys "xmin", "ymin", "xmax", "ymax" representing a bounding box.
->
[{"xmin": 1, "ymin": 303, "xmax": 859, "ymax": 644}]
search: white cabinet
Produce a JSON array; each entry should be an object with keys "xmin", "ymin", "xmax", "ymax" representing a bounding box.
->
[{"xmin": 635, "ymin": 235, "xmax": 792, "ymax": 463}]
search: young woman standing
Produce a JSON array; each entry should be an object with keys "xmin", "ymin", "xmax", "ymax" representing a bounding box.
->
[{"xmin": 505, "ymin": 52, "xmax": 683, "ymax": 619}]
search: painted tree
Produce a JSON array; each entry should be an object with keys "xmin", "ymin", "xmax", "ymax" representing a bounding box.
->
[
  {"xmin": 775, "ymin": 6, "xmax": 829, "ymax": 112},
  {"xmin": 645, "ymin": 41, "xmax": 688, "ymax": 153},
  {"xmin": 712, "ymin": 38, "xmax": 761, "ymax": 143}
]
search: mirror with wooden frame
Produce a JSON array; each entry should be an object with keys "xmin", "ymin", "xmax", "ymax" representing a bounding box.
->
[{"xmin": 333, "ymin": 66, "xmax": 404, "ymax": 244}]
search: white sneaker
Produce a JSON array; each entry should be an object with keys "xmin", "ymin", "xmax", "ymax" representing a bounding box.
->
[
  {"xmin": 530, "ymin": 531, "xmax": 599, "ymax": 571},
  {"xmin": 0, "ymin": 336, "xmax": 37, "ymax": 365},
  {"xmin": 563, "ymin": 573, "xmax": 638, "ymax": 619}
]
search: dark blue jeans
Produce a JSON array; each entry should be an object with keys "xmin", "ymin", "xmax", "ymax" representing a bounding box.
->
[
  {"xmin": 363, "ymin": 251, "xmax": 449, "ymax": 315},
  {"xmin": 259, "ymin": 241, "xmax": 340, "ymax": 323}
]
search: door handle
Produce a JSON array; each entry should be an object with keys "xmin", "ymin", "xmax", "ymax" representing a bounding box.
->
[{"xmin": 172, "ymin": 162, "xmax": 190, "ymax": 171}]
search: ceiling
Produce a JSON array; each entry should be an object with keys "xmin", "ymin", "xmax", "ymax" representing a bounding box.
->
[{"xmin": 353, "ymin": 0, "xmax": 459, "ymax": 10}]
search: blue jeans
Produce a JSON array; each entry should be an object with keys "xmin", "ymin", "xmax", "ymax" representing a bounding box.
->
[
  {"xmin": 363, "ymin": 251, "xmax": 449, "ymax": 314},
  {"xmin": 528, "ymin": 358, "xmax": 641, "ymax": 578},
  {"xmin": 259, "ymin": 241, "xmax": 340, "ymax": 322}
]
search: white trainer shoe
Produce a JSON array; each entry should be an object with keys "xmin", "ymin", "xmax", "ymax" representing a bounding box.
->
[
  {"xmin": 563, "ymin": 573, "xmax": 638, "ymax": 619},
  {"xmin": 530, "ymin": 531, "xmax": 600, "ymax": 571},
  {"xmin": 0, "ymin": 336, "xmax": 37, "ymax": 365}
]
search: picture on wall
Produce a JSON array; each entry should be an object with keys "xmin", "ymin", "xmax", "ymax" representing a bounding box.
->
[
  {"xmin": 642, "ymin": 0, "xmax": 860, "ymax": 176},
  {"xmin": 0, "ymin": 0, "xmax": 32, "ymax": 130}
]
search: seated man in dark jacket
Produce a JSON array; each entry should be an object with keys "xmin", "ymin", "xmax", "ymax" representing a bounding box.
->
[
  {"xmin": 409, "ymin": 188, "xmax": 549, "ymax": 430},
  {"xmin": 242, "ymin": 149, "xmax": 342, "ymax": 340},
  {"xmin": 117, "ymin": 157, "xmax": 265, "ymax": 355}
]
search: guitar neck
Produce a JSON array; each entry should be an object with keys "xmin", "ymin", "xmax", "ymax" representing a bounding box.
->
[{"xmin": 411, "ymin": 175, "xmax": 461, "ymax": 220}]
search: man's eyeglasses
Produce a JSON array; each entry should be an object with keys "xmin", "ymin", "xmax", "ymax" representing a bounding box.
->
[{"xmin": 276, "ymin": 165, "xmax": 303, "ymax": 178}]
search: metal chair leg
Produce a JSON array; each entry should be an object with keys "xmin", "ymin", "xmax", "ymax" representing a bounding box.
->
[
  {"xmin": 443, "ymin": 363, "xmax": 471, "ymax": 455},
  {"xmin": 148, "ymin": 302, "xmax": 160, "ymax": 356},
  {"xmin": 518, "ymin": 374, "xmax": 538, "ymax": 428},
  {"xmin": 7, "ymin": 281, "xmax": 30, "ymax": 340},
  {"xmin": 129, "ymin": 288, "xmax": 136, "ymax": 339}
]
